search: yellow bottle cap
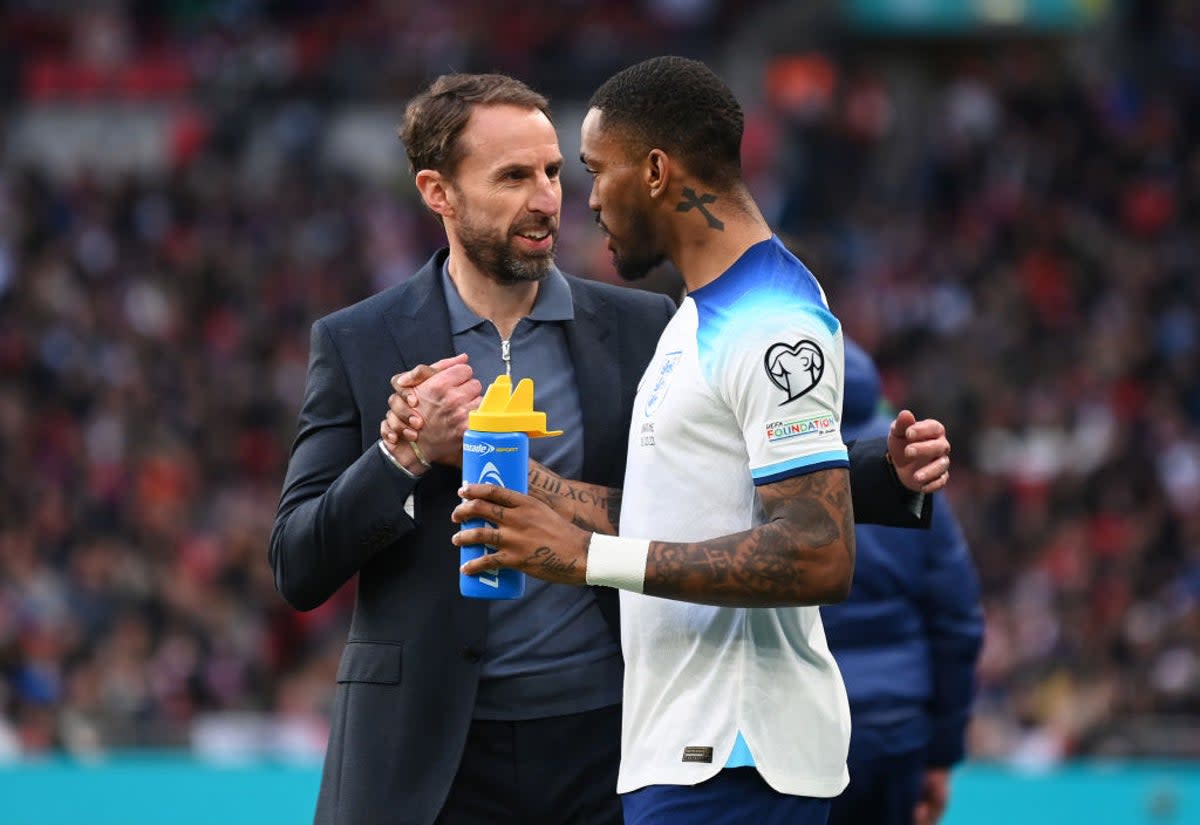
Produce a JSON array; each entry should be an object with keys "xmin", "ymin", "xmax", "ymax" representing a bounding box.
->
[{"xmin": 468, "ymin": 374, "xmax": 563, "ymax": 438}]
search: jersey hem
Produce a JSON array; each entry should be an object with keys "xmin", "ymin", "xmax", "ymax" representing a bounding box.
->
[{"xmin": 617, "ymin": 768, "xmax": 849, "ymax": 798}]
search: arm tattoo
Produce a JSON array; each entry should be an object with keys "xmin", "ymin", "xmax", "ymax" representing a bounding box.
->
[
  {"xmin": 529, "ymin": 464, "xmax": 621, "ymax": 535},
  {"xmin": 529, "ymin": 466, "xmax": 561, "ymax": 505},
  {"xmin": 606, "ymin": 489, "xmax": 623, "ymax": 534},
  {"xmin": 644, "ymin": 469, "xmax": 853, "ymax": 606}
]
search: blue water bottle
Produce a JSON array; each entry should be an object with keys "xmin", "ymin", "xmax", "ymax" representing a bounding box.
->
[{"xmin": 460, "ymin": 374, "xmax": 561, "ymax": 599}]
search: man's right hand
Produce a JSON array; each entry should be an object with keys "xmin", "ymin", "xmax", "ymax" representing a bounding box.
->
[
  {"xmin": 913, "ymin": 766, "xmax": 951, "ymax": 825},
  {"xmin": 381, "ymin": 354, "xmax": 482, "ymax": 468}
]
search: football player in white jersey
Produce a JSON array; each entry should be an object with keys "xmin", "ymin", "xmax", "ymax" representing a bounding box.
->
[{"xmin": 451, "ymin": 57, "xmax": 950, "ymax": 825}]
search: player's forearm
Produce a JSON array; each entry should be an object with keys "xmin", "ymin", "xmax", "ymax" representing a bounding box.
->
[
  {"xmin": 620, "ymin": 469, "xmax": 854, "ymax": 607},
  {"xmin": 527, "ymin": 460, "xmax": 622, "ymax": 535},
  {"xmin": 642, "ymin": 520, "xmax": 853, "ymax": 607}
]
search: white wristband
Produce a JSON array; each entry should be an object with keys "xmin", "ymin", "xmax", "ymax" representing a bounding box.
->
[{"xmin": 585, "ymin": 534, "xmax": 650, "ymax": 594}]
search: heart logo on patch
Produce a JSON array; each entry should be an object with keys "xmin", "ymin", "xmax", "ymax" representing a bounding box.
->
[{"xmin": 764, "ymin": 339, "xmax": 824, "ymax": 405}]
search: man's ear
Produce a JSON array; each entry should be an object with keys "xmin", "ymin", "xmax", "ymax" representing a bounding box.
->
[
  {"xmin": 645, "ymin": 149, "xmax": 671, "ymax": 201},
  {"xmin": 415, "ymin": 169, "xmax": 454, "ymax": 218}
]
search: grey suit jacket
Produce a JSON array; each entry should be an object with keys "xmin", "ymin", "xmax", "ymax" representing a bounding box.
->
[{"xmin": 270, "ymin": 249, "xmax": 929, "ymax": 825}]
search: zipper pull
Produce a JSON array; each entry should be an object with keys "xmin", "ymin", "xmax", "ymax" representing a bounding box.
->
[{"xmin": 501, "ymin": 339, "xmax": 511, "ymax": 377}]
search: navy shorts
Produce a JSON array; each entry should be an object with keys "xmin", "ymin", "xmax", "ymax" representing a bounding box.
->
[{"xmin": 622, "ymin": 767, "xmax": 831, "ymax": 825}]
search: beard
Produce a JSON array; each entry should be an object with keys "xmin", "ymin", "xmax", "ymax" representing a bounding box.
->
[
  {"xmin": 613, "ymin": 245, "xmax": 666, "ymax": 282},
  {"xmin": 457, "ymin": 207, "xmax": 557, "ymax": 285},
  {"xmin": 601, "ymin": 213, "xmax": 663, "ymax": 282}
]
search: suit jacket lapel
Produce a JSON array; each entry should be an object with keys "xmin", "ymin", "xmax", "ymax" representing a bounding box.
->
[
  {"xmin": 562, "ymin": 279, "xmax": 626, "ymax": 641},
  {"xmin": 383, "ymin": 250, "xmax": 456, "ymax": 372},
  {"xmin": 563, "ymin": 280, "xmax": 622, "ymax": 485},
  {"xmin": 382, "ymin": 252, "xmax": 490, "ymax": 631}
]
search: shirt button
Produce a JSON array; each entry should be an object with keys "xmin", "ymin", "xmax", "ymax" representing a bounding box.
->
[{"xmin": 462, "ymin": 648, "xmax": 482, "ymax": 663}]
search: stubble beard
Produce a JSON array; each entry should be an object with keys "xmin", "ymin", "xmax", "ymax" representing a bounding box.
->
[
  {"xmin": 607, "ymin": 213, "xmax": 663, "ymax": 282},
  {"xmin": 613, "ymin": 247, "xmax": 665, "ymax": 282}
]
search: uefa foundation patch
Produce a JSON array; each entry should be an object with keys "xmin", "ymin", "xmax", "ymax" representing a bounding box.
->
[{"xmin": 764, "ymin": 414, "xmax": 838, "ymax": 443}]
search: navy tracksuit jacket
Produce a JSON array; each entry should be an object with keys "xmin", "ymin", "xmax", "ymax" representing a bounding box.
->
[{"xmin": 823, "ymin": 341, "xmax": 984, "ymax": 824}]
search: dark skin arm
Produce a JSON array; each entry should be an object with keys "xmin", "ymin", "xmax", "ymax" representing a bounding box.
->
[
  {"xmin": 527, "ymin": 460, "xmax": 622, "ymax": 535},
  {"xmin": 452, "ymin": 467, "xmax": 854, "ymax": 607}
]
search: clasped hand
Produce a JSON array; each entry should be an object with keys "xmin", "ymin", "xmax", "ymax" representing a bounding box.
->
[{"xmin": 380, "ymin": 354, "xmax": 482, "ymax": 468}]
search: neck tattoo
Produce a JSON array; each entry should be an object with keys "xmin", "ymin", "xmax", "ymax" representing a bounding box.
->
[{"xmin": 677, "ymin": 187, "xmax": 725, "ymax": 231}]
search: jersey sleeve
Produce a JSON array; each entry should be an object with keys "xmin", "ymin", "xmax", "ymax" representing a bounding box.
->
[{"xmin": 706, "ymin": 304, "xmax": 848, "ymax": 486}]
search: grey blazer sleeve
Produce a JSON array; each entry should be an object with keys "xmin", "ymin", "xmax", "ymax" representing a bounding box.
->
[
  {"xmin": 846, "ymin": 436, "xmax": 933, "ymax": 529},
  {"xmin": 268, "ymin": 319, "xmax": 419, "ymax": 610}
]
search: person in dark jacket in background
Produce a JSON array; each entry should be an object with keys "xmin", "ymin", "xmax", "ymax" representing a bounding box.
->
[{"xmin": 824, "ymin": 340, "xmax": 985, "ymax": 825}]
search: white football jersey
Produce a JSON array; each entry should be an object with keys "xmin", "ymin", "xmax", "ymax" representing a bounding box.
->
[{"xmin": 617, "ymin": 236, "xmax": 852, "ymax": 798}]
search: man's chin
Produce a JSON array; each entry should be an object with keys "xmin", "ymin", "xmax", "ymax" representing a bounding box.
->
[
  {"xmin": 499, "ymin": 254, "xmax": 554, "ymax": 283},
  {"xmin": 614, "ymin": 254, "xmax": 663, "ymax": 282},
  {"xmin": 517, "ymin": 242, "xmax": 557, "ymax": 276},
  {"xmin": 526, "ymin": 250, "xmax": 557, "ymax": 279}
]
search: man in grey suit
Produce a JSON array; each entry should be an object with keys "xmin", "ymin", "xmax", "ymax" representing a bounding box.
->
[{"xmin": 271, "ymin": 73, "xmax": 950, "ymax": 825}]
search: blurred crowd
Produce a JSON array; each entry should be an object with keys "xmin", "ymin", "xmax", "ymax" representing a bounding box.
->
[
  {"xmin": 0, "ymin": 0, "xmax": 751, "ymax": 105},
  {"xmin": 2, "ymin": 0, "xmax": 1200, "ymax": 763}
]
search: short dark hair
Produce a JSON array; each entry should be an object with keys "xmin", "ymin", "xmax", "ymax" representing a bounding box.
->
[
  {"xmin": 588, "ymin": 56, "xmax": 743, "ymax": 188},
  {"xmin": 399, "ymin": 73, "xmax": 551, "ymax": 176}
]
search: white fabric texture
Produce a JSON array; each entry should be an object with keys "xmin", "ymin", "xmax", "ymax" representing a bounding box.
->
[{"xmin": 616, "ymin": 237, "xmax": 852, "ymax": 798}]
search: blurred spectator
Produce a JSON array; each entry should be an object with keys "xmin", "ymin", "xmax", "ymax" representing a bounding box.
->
[{"xmin": 1, "ymin": 0, "xmax": 1199, "ymax": 762}]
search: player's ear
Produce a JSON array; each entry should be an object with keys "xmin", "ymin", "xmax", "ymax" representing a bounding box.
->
[{"xmin": 645, "ymin": 149, "xmax": 670, "ymax": 200}]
